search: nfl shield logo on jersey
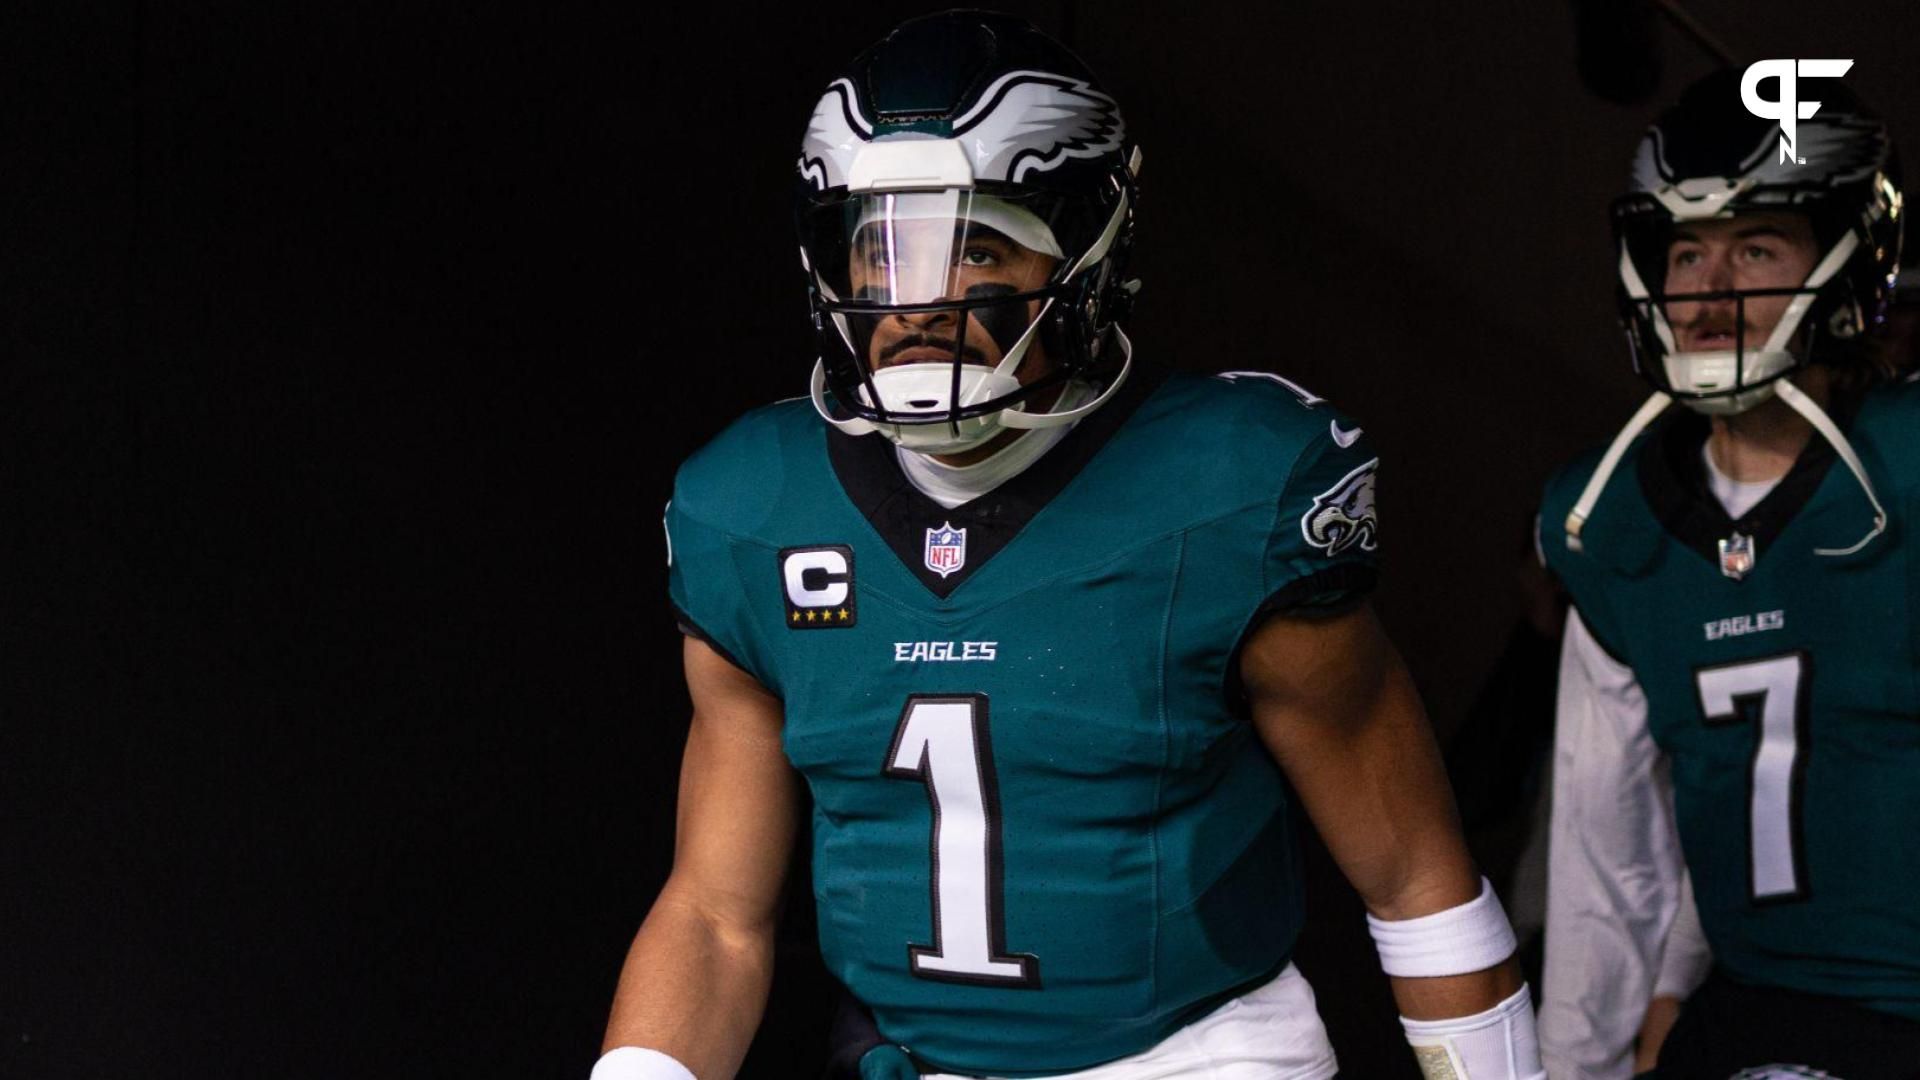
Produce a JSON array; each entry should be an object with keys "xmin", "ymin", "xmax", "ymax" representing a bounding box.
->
[
  {"xmin": 1719, "ymin": 531, "xmax": 1757, "ymax": 580},
  {"xmin": 925, "ymin": 522, "xmax": 967, "ymax": 579}
]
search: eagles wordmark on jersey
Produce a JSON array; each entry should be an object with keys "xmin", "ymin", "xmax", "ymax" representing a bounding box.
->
[{"xmin": 665, "ymin": 370, "xmax": 1379, "ymax": 1076}]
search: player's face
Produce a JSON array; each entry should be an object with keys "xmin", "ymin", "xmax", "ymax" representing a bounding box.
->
[
  {"xmin": 1663, "ymin": 211, "xmax": 1819, "ymax": 353},
  {"xmin": 850, "ymin": 221, "xmax": 1059, "ymax": 377}
]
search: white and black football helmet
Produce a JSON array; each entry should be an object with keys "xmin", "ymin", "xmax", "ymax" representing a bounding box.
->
[
  {"xmin": 1568, "ymin": 68, "xmax": 1903, "ymax": 556},
  {"xmin": 796, "ymin": 11, "xmax": 1141, "ymax": 454},
  {"xmin": 1614, "ymin": 67, "xmax": 1902, "ymax": 414}
]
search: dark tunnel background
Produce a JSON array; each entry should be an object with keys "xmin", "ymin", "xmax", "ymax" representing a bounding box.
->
[{"xmin": 4, "ymin": 2, "xmax": 1916, "ymax": 1076}]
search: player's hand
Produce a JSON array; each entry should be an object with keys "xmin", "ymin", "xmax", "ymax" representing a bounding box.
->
[{"xmin": 1632, "ymin": 995, "xmax": 1682, "ymax": 1073}]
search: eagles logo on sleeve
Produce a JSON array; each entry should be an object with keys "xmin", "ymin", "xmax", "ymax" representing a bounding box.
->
[{"xmin": 1301, "ymin": 459, "xmax": 1379, "ymax": 557}]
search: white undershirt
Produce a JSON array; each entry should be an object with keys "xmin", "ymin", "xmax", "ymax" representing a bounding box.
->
[
  {"xmin": 1701, "ymin": 442, "xmax": 1782, "ymax": 521},
  {"xmin": 1541, "ymin": 611, "xmax": 1712, "ymax": 1080},
  {"xmin": 895, "ymin": 382, "xmax": 1091, "ymax": 509},
  {"xmin": 1542, "ymin": 440, "xmax": 1788, "ymax": 1080}
]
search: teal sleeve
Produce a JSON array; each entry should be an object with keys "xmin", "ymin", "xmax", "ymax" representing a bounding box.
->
[
  {"xmin": 1537, "ymin": 466, "xmax": 1632, "ymax": 666},
  {"xmin": 1260, "ymin": 423, "xmax": 1381, "ymax": 613},
  {"xmin": 664, "ymin": 495, "xmax": 780, "ymax": 693}
]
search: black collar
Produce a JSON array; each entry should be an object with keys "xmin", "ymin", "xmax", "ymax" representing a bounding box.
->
[
  {"xmin": 825, "ymin": 367, "xmax": 1164, "ymax": 599},
  {"xmin": 1635, "ymin": 392, "xmax": 1859, "ymax": 573}
]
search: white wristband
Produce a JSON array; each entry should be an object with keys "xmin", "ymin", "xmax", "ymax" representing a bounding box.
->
[
  {"xmin": 590, "ymin": 1046, "xmax": 697, "ymax": 1080},
  {"xmin": 1366, "ymin": 877, "xmax": 1518, "ymax": 978},
  {"xmin": 1401, "ymin": 984, "xmax": 1545, "ymax": 1080}
]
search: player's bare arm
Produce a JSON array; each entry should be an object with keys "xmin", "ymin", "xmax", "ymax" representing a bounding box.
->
[
  {"xmin": 603, "ymin": 13, "xmax": 1548, "ymax": 1078},
  {"xmin": 600, "ymin": 637, "xmax": 798, "ymax": 1079},
  {"xmin": 1242, "ymin": 603, "xmax": 1532, "ymax": 1048}
]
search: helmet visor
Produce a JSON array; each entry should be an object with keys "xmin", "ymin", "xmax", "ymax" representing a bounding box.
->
[
  {"xmin": 799, "ymin": 183, "xmax": 1125, "ymax": 430},
  {"xmin": 802, "ymin": 189, "xmax": 1092, "ymax": 413},
  {"xmin": 802, "ymin": 188, "xmax": 1073, "ymax": 307}
]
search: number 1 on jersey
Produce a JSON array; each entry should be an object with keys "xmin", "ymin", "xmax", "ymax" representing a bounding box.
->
[
  {"xmin": 885, "ymin": 694, "xmax": 1040, "ymax": 987},
  {"xmin": 1695, "ymin": 652, "xmax": 1810, "ymax": 903}
]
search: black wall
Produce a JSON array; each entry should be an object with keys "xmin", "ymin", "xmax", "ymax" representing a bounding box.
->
[{"xmin": 6, "ymin": 3, "xmax": 1915, "ymax": 1077}]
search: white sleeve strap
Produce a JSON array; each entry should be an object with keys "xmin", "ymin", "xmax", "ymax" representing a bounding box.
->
[
  {"xmin": 1367, "ymin": 877, "xmax": 1518, "ymax": 978},
  {"xmin": 590, "ymin": 1047, "xmax": 698, "ymax": 1080},
  {"xmin": 1401, "ymin": 984, "xmax": 1545, "ymax": 1080}
]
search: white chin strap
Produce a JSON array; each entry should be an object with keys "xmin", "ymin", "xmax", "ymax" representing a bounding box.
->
[
  {"xmin": 1002, "ymin": 325, "xmax": 1134, "ymax": 429},
  {"xmin": 1564, "ymin": 381, "xmax": 1887, "ymax": 559},
  {"xmin": 808, "ymin": 325, "xmax": 1135, "ymax": 455},
  {"xmin": 1564, "ymin": 391, "xmax": 1671, "ymax": 552},
  {"xmin": 1774, "ymin": 378, "xmax": 1888, "ymax": 556}
]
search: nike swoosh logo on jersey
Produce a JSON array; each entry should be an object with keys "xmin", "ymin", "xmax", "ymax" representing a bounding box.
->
[{"xmin": 1330, "ymin": 421, "xmax": 1363, "ymax": 448}]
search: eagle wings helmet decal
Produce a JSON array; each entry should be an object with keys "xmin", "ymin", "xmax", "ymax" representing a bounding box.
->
[
  {"xmin": 1302, "ymin": 459, "xmax": 1380, "ymax": 558},
  {"xmin": 796, "ymin": 71, "xmax": 1124, "ymax": 190},
  {"xmin": 949, "ymin": 71, "xmax": 1125, "ymax": 183},
  {"xmin": 1629, "ymin": 113, "xmax": 1887, "ymax": 200},
  {"xmin": 798, "ymin": 79, "xmax": 874, "ymax": 192}
]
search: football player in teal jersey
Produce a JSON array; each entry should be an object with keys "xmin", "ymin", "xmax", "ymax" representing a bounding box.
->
[
  {"xmin": 594, "ymin": 13, "xmax": 1542, "ymax": 1080},
  {"xmin": 1538, "ymin": 69, "xmax": 1920, "ymax": 1079}
]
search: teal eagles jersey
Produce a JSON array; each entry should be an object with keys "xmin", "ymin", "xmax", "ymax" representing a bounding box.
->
[
  {"xmin": 1541, "ymin": 379, "xmax": 1920, "ymax": 1021},
  {"xmin": 664, "ymin": 369, "xmax": 1380, "ymax": 1076}
]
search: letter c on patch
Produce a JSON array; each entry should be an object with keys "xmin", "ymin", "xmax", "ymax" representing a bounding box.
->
[{"xmin": 783, "ymin": 548, "xmax": 850, "ymax": 607}]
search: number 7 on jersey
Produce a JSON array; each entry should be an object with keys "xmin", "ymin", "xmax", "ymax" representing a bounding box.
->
[{"xmin": 1695, "ymin": 652, "xmax": 1811, "ymax": 904}]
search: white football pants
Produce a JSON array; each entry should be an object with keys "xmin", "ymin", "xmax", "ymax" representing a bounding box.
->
[{"xmin": 925, "ymin": 963, "xmax": 1340, "ymax": 1080}]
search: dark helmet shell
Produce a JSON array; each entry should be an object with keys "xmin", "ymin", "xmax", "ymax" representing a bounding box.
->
[{"xmin": 1612, "ymin": 67, "xmax": 1903, "ymax": 401}]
